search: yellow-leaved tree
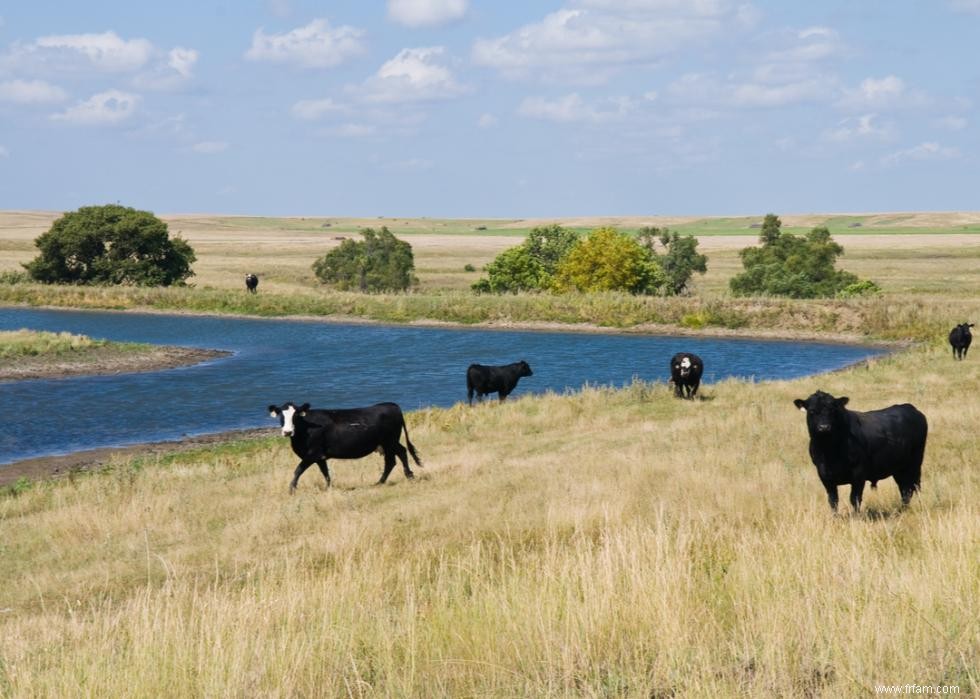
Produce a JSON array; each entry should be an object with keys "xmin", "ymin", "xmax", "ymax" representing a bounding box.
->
[{"xmin": 553, "ymin": 227, "xmax": 665, "ymax": 294}]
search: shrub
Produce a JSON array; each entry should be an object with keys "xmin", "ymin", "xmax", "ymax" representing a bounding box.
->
[
  {"xmin": 312, "ymin": 227, "xmax": 417, "ymax": 292},
  {"xmin": 837, "ymin": 279, "xmax": 882, "ymax": 297},
  {"xmin": 553, "ymin": 227, "xmax": 665, "ymax": 295},
  {"xmin": 24, "ymin": 204, "xmax": 195, "ymax": 286},
  {"xmin": 463, "ymin": 264, "xmax": 476, "ymax": 272},
  {"xmin": 472, "ymin": 224, "xmax": 578, "ymax": 293},
  {"xmin": 729, "ymin": 216, "xmax": 872, "ymax": 299}
]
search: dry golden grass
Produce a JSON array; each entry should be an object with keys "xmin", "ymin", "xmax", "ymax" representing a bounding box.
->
[{"xmin": 1, "ymin": 344, "xmax": 977, "ymax": 696}]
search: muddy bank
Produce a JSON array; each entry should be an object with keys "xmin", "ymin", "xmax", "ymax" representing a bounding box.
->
[
  {"xmin": 0, "ymin": 345, "xmax": 230, "ymax": 382},
  {"xmin": 0, "ymin": 427, "xmax": 270, "ymax": 487}
]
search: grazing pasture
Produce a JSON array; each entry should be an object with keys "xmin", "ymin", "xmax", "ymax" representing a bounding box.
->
[{"xmin": 0, "ymin": 342, "xmax": 977, "ymax": 696}]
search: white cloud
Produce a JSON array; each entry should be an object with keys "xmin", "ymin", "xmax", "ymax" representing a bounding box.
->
[
  {"xmin": 334, "ymin": 123, "xmax": 376, "ymax": 138},
  {"xmin": 667, "ymin": 72, "xmax": 832, "ymax": 108},
  {"xmin": 825, "ymin": 113, "xmax": 893, "ymax": 142},
  {"xmin": 168, "ymin": 47, "xmax": 198, "ymax": 78},
  {"xmin": 518, "ymin": 92, "xmax": 633, "ymax": 122},
  {"xmin": 472, "ymin": 2, "xmax": 739, "ymax": 83},
  {"xmin": 477, "ymin": 113, "xmax": 498, "ymax": 128},
  {"xmin": 34, "ymin": 31, "xmax": 153, "ymax": 72},
  {"xmin": 50, "ymin": 89, "xmax": 139, "ymax": 125},
  {"xmin": 881, "ymin": 141, "xmax": 960, "ymax": 167},
  {"xmin": 935, "ymin": 115, "xmax": 968, "ymax": 131},
  {"xmin": 358, "ymin": 46, "xmax": 467, "ymax": 102},
  {"xmin": 291, "ymin": 97, "xmax": 344, "ymax": 120},
  {"xmin": 191, "ymin": 141, "xmax": 229, "ymax": 154},
  {"xmin": 388, "ymin": 0, "xmax": 468, "ymax": 27},
  {"xmin": 246, "ymin": 19, "xmax": 365, "ymax": 68},
  {"xmin": 950, "ymin": 0, "xmax": 980, "ymax": 14},
  {"xmin": 0, "ymin": 79, "xmax": 67, "ymax": 104},
  {"xmin": 838, "ymin": 75, "xmax": 928, "ymax": 111}
]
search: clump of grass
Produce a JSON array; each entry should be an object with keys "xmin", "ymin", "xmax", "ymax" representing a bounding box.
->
[{"xmin": 0, "ymin": 329, "xmax": 107, "ymax": 358}]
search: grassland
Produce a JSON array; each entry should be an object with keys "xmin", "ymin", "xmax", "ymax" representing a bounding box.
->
[
  {"xmin": 0, "ymin": 341, "xmax": 977, "ymax": 696},
  {"xmin": 0, "ymin": 210, "xmax": 978, "ymax": 696}
]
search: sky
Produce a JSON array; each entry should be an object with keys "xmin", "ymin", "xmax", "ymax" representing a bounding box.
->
[{"xmin": 1, "ymin": 0, "xmax": 978, "ymax": 218}]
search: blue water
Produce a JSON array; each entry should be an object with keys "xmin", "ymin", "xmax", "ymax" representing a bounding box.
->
[{"xmin": 0, "ymin": 308, "xmax": 887, "ymax": 464}]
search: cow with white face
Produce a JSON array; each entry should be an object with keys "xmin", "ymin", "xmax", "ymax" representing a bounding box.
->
[
  {"xmin": 669, "ymin": 352, "xmax": 704, "ymax": 399},
  {"xmin": 245, "ymin": 273, "xmax": 258, "ymax": 293},
  {"xmin": 268, "ymin": 401, "xmax": 421, "ymax": 492}
]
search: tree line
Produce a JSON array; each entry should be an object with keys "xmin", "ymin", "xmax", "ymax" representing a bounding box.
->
[{"xmin": 17, "ymin": 205, "xmax": 878, "ymax": 300}]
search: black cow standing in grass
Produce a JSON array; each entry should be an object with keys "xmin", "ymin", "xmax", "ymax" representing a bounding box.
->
[
  {"xmin": 245, "ymin": 273, "xmax": 259, "ymax": 293},
  {"xmin": 269, "ymin": 401, "xmax": 421, "ymax": 492},
  {"xmin": 949, "ymin": 322, "xmax": 973, "ymax": 360},
  {"xmin": 793, "ymin": 391, "xmax": 928, "ymax": 513},
  {"xmin": 669, "ymin": 352, "xmax": 703, "ymax": 399},
  {"xmin": 466, "ymin": 360, "xmax": 533, "ymax": 405}
]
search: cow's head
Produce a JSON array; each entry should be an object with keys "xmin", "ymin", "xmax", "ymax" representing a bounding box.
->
[
  {"xmin": 794, "ymin": 391, "xmax": 848, "ymax": 436},
  {"xmin": 519, "ymin": 360, "xmax": 533, "ymax": 377},
  {"xmin": 268, "ymin": 402, "xmax": 311, "ymax": 437},
  {"xmin": 959, "ymin": 322, "xmax": 974, "ymax": 333},
  {"xmin": 674, "ymin": 355, "xmax": 695, "ymax": 378}
]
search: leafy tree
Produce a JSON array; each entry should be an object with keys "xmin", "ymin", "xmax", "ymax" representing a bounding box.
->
[
  {"xmin": 638, "ymin": 227, "xmax": 708, "ymax": 295},
  {"xmin": 25, "ymin": 204, "xmax": 195, "ymax": 286},
  {"xmin": 729, "ymin": 222, "xmax": 871, "ymax": 298},
  {"xmin": 553, "ymin": 227, "xmax": 665, "ymax": 294},
  {"xmin": 312, "ymin": 226, "xmax": 417, "ymax": 292},
  {"xmin": 758, "ymin": 213, "xmax": 782, "ymax": 245},
  {"xmin": 472, "ymin": 224, "xmax": 578, "ymax": 293}
]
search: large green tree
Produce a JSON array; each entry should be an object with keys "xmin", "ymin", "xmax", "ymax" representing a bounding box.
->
[
  {"xmin": 638, "ymin": 227, "xmax": 708, "ymax": 295},
  {"xmin": 729, "ymin": 216, "xmax": 873, "ymax": 298},
  {"xmin": 472, "ymin": 224, "xmax": 579, "ymax": 293},
  {"xmin": 25, "ymin": 204, "xmax": 196, "ymax": 286},
  {"xmin": 312, "ymin": 226, "xmax": 417, "ymax": 292}
]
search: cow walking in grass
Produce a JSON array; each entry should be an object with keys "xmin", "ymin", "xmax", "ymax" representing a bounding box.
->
[
  {"xmin": 949, "ymin": 322, "xmax": 973, "ymax": 360},
  {"xmin": 466, "ymin": 361, "xmax": 533, "ymax": 405},
  {"xmin": 245, "ymin": 273, "xmax": 259, "ymax": 293},
  {"xmin": 669, "ymin": 352, "xmax": 703, "ymax": 399},
  {"xmin": 269, "ymin": 401, "xmax": 421, "ymax": 492}
]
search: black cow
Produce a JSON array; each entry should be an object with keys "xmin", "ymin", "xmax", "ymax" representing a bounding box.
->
[
  {"xmin": 793, "ymin": 391, "xmax": 928, "ymax": 513},
  {"xmin": 269, "ymin": 401, "xmax": 421, "ymax": 492},
  {"xmin": 245, "ymin": 273, "xmax": 259, "ymax": 293},
  {"xmin": 948, "ymin": 322, "xmax": 973, "ymax": 360},
  {"xmin": 466, "ymin": 361, "xmax": 533, "ymax": 405},
  {"xmin": 669, "ymin": 352, "xmax": 703, "ymax": 399}
]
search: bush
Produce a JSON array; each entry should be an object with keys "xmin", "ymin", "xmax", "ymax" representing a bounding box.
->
[
  {"xmin": 553, "ymin": 228, "xmax": 665, "ymax": 294},
  {"xmin": 312, "ymin": 227, "xmax": 417, "ymax": 292},
  {"xmin": 472, "ymin": 224, "xmax": 578, "ymax": 293},
  {"xmin": 24, "ymin": 204, "xmax": 195, "ymax": 286},
  {"xmin": 638, "ymin": 227, "xmax": 708, "ymax": 295},
  {"xmin": 837, "ymin": 279, "xmax": 882, "ymax": 297},
  {"xmin": 463, "ymin": 264, "xmax": 476, "ymax": 272},
  {"xmin": 729, "ymin": 216, "xmax": 872, "ymax": 299}
]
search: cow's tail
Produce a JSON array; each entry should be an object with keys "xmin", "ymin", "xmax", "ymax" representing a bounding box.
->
[{"xmin": 402, "ymin": 418, "xmax": 423, "ymax": 467}]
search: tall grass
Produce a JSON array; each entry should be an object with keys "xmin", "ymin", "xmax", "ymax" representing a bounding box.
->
[
  {"xmin": 0, "ymin": 329, "xmax": 108, "ymax": 358},
  {"xmin": 1, "ymin": 344, "xmax": 977, "ymax": 696}
]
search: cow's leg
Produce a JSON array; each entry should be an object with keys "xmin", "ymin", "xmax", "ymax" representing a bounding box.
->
[
  {"xmin": 467, "ymin": 387, "xmax": 474, "ymax": 405},
  {"xmin": 316, "ymin": 459, "xmax": 331, "ymax": 488},
  {"xmin": 823, "ymin": 482, "xmax": 839, "ymax": 512},
  {"xmin": 673, "ymin": 382, "xmax": 683, "ymax": 398},
  {"xmin": 849, "ymin": 481, "xmax": 865, "ymax": 513},
  {"xmin": 895, "ymin": 477, "xmax": 916, "ymax": 507},
  {"xmin": 377, "ymin": 449, "xmax": 397, "ymax": 485},
  {"xmin": 393, "ymin": 443, "xmax": 415, "ymax": 479},
  {"xmin": 498, "ymin": 390, "xmax": 509, "ymax": 402},
  {"xmin": 290, "ymin": 460, "xmax": 313, "ymax": 494}
]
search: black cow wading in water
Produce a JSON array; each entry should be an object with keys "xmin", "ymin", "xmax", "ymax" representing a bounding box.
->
[
  {"xmin": 793, "ymin": 390, "xmax": 928, "ymax": 513},
  {"xmin": 466, "ymin": 361, "xmax": 533, "ymax": 405},
  {"xmin": 269, "ymin": 401, "xmax": 421, "ymax": 492}
]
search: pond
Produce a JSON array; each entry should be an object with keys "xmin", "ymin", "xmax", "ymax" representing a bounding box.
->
[{"xmin": 0, "ymin": 308, "xmax": 888, "ymax": 465}]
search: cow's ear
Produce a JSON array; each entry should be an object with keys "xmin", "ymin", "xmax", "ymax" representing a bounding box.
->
[
  {"xmin": 793, "ymin": 399, "xmax": 807, "ymax": 412},
  {"xmin": 268, "ymin": 405, "xmax": 279, "ymax": 417},
  {"xmin": 836, "ymin": 396, "xmax": 849, "ymax": 407},
  {"xmin": 299, "ymin": 402, "xmax": 311, "ymax": 415}
]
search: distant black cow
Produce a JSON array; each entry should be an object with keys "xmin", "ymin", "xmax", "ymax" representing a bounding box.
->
[
  {"xmin": 793, "ymin": 391, "xmax": 928, "ymax": 513},
  {"xmin": 948, "ymin": 322, "xmax": 973, "ymax": 360},
  {"xmin": 269, "ymin": 401, "xmax": 421, "ymax": 492},
  {"xmin": 245, "ymin": 273, "xmax": 259, "ymax": 293},
  {"xmin": 669, "ymin": 352, "xmax": 703, "ymax": 399},
  {"xmin": 466, "ymin": 361, "xmax": 533, "ymax": 405}
]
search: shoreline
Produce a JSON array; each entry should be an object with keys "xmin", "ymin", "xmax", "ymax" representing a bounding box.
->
[
  {"xmin": 0, "ymin": 344, "xmax": 231, "ymax": 382},
  {"xmin": 0, "ymin": 301, "xmax": 904, "ymax": 349}
]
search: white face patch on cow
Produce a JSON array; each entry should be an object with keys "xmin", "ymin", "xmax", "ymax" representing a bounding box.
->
[
  {"xmin": 680, "ymin": 357, "xmax": 692, "ymax": 369},
  {"xmin": 280, "ymin": 404, "xmax": 297, "ymax": 436},
  {"xmin": 799, "ymin": 406, "xmax": 807, "ymax": 413}
]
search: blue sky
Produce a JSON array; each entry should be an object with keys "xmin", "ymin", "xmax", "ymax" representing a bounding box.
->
[{"xmin": 1, "ymin": 0, "xmax": 978, "ymax": 217}]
